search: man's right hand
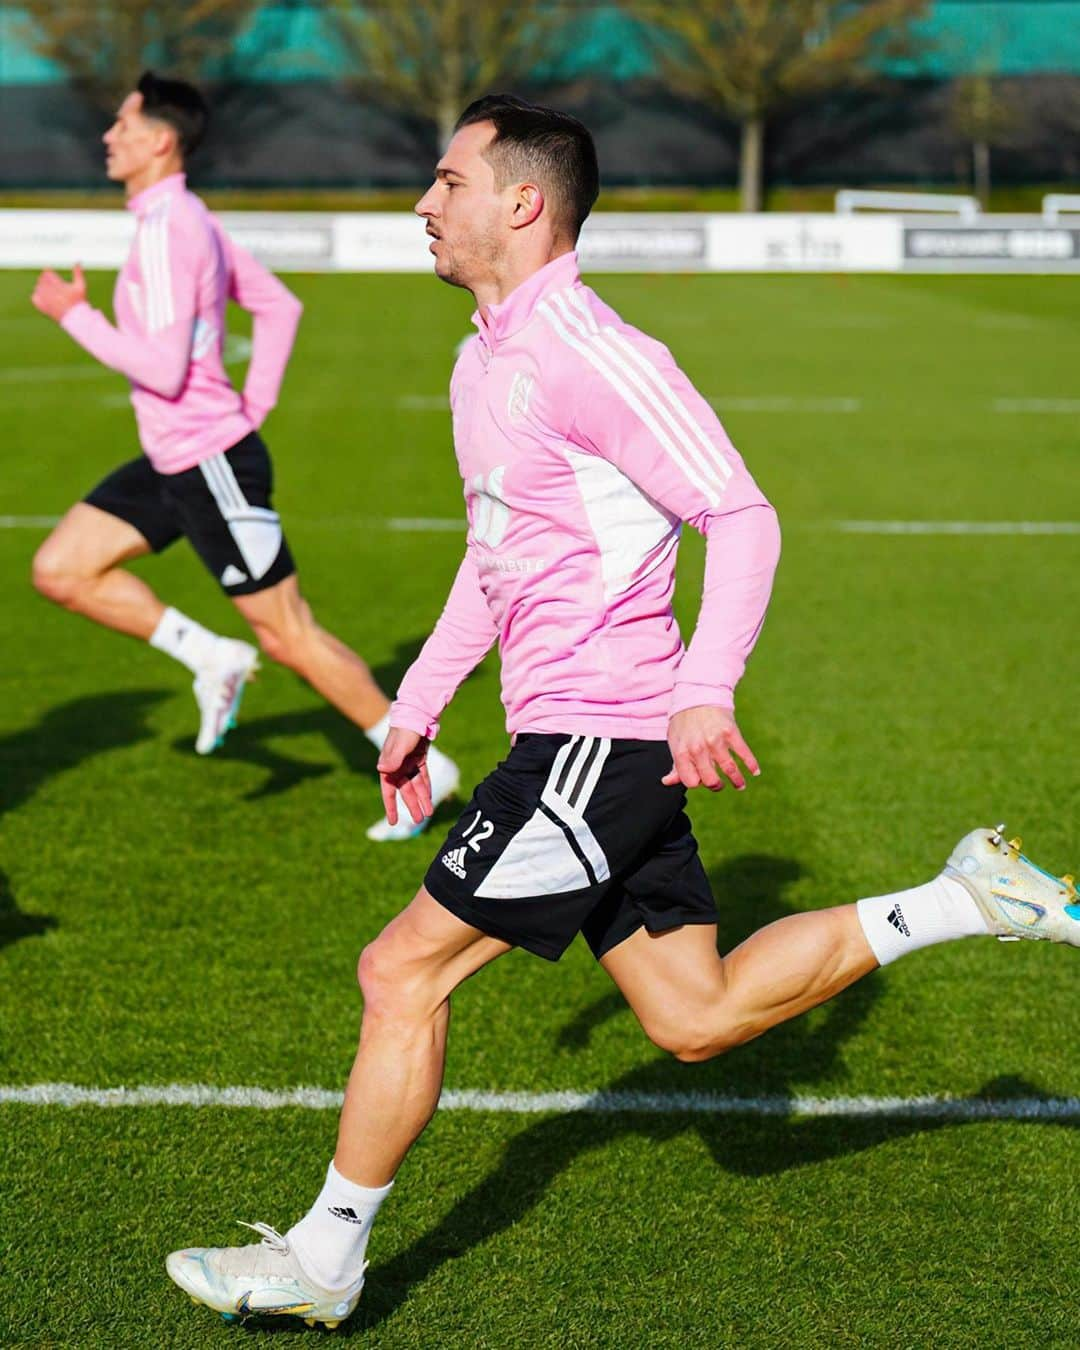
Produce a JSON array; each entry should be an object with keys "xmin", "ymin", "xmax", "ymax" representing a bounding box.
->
[
  {"xmin": 377, "ymin": 727, "xmax": 433, "ymax": 826},
  {"xmin": 32, "ymin": 264, "xmax": 87, "ymax": 323}
]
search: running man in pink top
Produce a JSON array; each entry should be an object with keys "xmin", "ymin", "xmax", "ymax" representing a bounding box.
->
[
  {"xmin": 167, "ymin": 97, "xmax": 1078, "ymax": 1330},
  {"xmin": 29, "ymin": 71, "xmax": 457, "ymax": 841}
]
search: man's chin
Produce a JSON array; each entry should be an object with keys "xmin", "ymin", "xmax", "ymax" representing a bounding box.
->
[{"xmin": 432, "ymin": 256, "xmax": 468, "ymax": 290}]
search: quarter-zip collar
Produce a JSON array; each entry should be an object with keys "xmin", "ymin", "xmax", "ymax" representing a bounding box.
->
[
  {"xmin": 127, "ymin": 172, "xmax": 186, "ymax": 217},
  {"xmin": 472, "ymin": 250, "xmax": 580, "ymax": 351}
]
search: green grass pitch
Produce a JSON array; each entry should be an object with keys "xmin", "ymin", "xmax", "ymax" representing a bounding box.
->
[{"xmin": 1, "ymin": 267, "xmax": 1079, "ymax": 1347}]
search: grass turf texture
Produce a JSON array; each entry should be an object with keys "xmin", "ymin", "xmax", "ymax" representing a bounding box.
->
[{"xmin": 1, "ymin": 269, "xmax": 1078, "ymax": 1346}]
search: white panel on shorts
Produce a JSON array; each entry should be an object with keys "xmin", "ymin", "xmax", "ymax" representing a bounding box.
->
[
  {"xmin": 227, "ymin": 516, "xmax": 283, "ymax": 580},
  {"xmin": 474, "ymin": 809, "xmax": 590, "ymax": 898},
  {"xmin": 475, "ymin": 736, "xmax": 612, "ymax": 899},
  {"xmin": 199, "ymin": 452, "xmax": 282, "ymax": 581}
]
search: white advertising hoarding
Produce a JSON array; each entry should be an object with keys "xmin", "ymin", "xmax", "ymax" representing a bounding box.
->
[
  {"xmin": 3, "ymin": 209, "xmax": 1080, "ymax": 274},
  {"xmin": 0, "ymin": 210, "xmax": 132, "ymax": 267},
  {"xmin": 708, "ymin": 214, "xmax": 902, "ymax": 272}
]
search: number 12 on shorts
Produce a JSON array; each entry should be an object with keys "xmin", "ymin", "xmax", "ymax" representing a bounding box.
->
[{"xmin": 461, "ymin": 811, "xmax": 494, "ymax": 853}]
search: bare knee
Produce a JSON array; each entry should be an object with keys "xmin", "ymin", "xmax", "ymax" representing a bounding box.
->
[
  {"xmin": 31, "ymin": 546, "xmax": 82, "ymax": 608},
  {"xmin": 250, "ymin": 616, "xmax": 310, "ymax": 670},
  {"xmin": 248, "ymin": 601, "xmax": 316, "ymax": 671},
  {"xmin": 357, "ymin": 936, "xmax": 424, "ymax": 1022},
  {"xmin": 640, "ymin": 1009, "xmax": 742, "ymax": 1064}
]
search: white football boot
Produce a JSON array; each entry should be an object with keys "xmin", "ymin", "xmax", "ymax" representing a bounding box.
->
[
  {"xmin": 944, "ymin": 824, "xmax": 1080, "ymax": 944},
  {"xmin": 166, "ymin": 1222, "xmax": 365, "ymax": 1330},
  {"xmin": 365, "ymin": 746, "xmax": 460, "ymax": 843},
  {"xmin": 193, "ymin": 639, "xmax": 259, "ymax": 755}
]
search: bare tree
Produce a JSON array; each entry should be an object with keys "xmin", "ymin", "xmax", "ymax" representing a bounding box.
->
[
  {"xmin": 948, "ymin": 74, "xmax": 1025, "ymax": 208},
  {"xmin": 620, "ymin": 0, "xmax": 929, "ymax": 211},
  {"xmin": 328, "ymin": 0, "xmax": 577, "ymax": 150},
  {"xmin": 15, "ymin": 0, "xmax": 262, "ymax": 109}
]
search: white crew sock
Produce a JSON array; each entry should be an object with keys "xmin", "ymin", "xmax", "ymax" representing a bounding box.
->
[
  {"xmin": 288, "ymin": 1162, "xmax": 393, "ymax": 1291},
  {"xmin": 856, "ymin": 874, "xmax": 991, "ymax": 966},
  {"xmin": 148, "ymin": 607, "xmax": 221, "ymax": 675}
]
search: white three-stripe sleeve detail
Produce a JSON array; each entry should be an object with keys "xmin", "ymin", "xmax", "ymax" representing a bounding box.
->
[
  {"xmin": 539, "ymin": 299, "xmax": 722, "ymax": 506},
  {"xmin": 138, "ymin": 223, "xmax": 158, "ymax": 332},
  {"xmin": 139, "ymin": 209, "xmax": 175, "ymax": 333},
  {"xmin": 148, "ymin": 216, "xmax": 168, "ymax": 331},
  {"xmin": 157, "ymin": 211, "xmax": 174, "ymax": 327},
  {"xmin": 598, "ymin": 326, "xmax": 733, "ymax": 485},
  {"xmin": 561, "ymin": 289, "xmax": 730, "ymax": 494}
]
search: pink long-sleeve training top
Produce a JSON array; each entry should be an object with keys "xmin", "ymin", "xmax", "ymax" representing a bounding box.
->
[
  {"xmin": 60, "ymin": 173, "xmax": 302, "ymax": 474},
  {"xmin": 391, "ymin": 251, "xmax": 782, "ymax": 743}
]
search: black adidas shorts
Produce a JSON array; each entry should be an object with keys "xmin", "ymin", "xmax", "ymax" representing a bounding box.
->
[
  {"xmin": 84, "ymin": 433, "xmax": 295, "ymax": 597},
  {"xmin": 424, "ymin": 734, "xmax": 718, "ymax": 962}
]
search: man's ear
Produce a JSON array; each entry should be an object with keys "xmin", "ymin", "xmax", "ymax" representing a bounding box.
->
[
  {"xmin": 510, "ymin": 183, "xmax": 544, "ymax": 230},
  {"xmin": 151, "ymin": 121, "xmax": 179, "ymax": 161}
]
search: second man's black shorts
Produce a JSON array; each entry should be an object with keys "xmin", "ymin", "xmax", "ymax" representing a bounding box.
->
[{"xmin": 84, "ymin": 432, "xmax": 296, "ymax": 597}]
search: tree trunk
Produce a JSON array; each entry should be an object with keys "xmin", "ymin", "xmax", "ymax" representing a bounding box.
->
[
  {"xmin": 740, "ymin": 115, "xmax": 765, "ymax": 213},
  {"xmin": 436, "ymin": 98, "xmax": 459, "ymax": 152},
  {"xmin": 973, "ymin": 139, "xmax": 991, "ymax": 210}
]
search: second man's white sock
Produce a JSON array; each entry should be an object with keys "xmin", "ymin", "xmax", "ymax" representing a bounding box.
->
[
  {"xmin": 364, "ymin": 712, "xmax": 392, "ymax": 751},
  {"xmin": 857, "ymin": 874, "xmax": 990, "ymax": 966},
  {"xmin": 149, "ymin": 607, "xmax": 220, "ymax": 675},
  {"xmin": 287, "ymin": 1162, "xmax": 393, "ymax": 1291}
]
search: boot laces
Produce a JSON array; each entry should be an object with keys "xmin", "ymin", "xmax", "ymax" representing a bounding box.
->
[{"xmin": 238, "ymin": 1220, "xmax": 290, "ymax": 1255}]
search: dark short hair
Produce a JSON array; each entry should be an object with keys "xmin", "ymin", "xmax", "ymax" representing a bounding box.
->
[
  {"xmin": 455, "ymin": 94, "xmax": 599, "ymax": 240},
  {"xmin": 136, "ymin": 70, "xmax": 209, "ymax": 157}
]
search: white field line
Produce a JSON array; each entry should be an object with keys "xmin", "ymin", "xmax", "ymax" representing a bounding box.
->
[
  {"xmin": 834, "ymin": 520, "xmax": 1080, "ymax": 536},
  {"xmin": 387, "ymin": 516, "xmax": 464, "ymax": 532},
  {"xmin": 709, "ymin": 396, "xmax": 861, "ymax": 413},
  {"xmin": 398, "ymin": 394, "xmax": 448, "ymax": 411},
  {"xmin": 3, "ymin": 1082, "xmax": 1080, "ymax": 1121},
  {"xmin": 993, "ymin": 398, "xmax": 1080, "ymax": 413},
  {"xmin": 0, "ymin": 514, "xmax": 61, "ymax": 528}
]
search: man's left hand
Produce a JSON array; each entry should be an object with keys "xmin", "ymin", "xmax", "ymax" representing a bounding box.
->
[
  {"xmin": 31, "ymin": 265, "xmax": 87, "ymax": 323},
  {"xmin": 662, "ymin": 706, "xmax": 760, "ymax": 792}
]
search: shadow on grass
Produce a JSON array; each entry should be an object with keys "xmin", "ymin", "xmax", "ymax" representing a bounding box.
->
[
  {"xmin": 0, "ymin": 688, "xmax": 168, "ymax": 821},
  {"xmin": 0, "ymin": 868, "xmax": 57, "ymax": 954},
  {"xmin": 169, "ymin": 636, "xmax": 456, "ymax": 802}
]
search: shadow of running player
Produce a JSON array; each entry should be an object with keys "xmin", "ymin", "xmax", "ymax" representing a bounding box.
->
[
  {"xmin": 0, "ymin": 867, "xmax": 57, "ymax": 955},
  {"xmin": 0, "ymin": 687, "xmax": 168, "ymax": 822},
  {"xmin": 172, "ymin": 635, "xmax": 483, "ymax": 808},
  {"xmin": 331, "ymin": 853, "xmax": 1076, "ymax": 1336}
]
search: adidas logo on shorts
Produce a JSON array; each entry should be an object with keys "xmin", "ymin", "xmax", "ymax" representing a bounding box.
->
[{"xmin": 441, "ymin": 846, "xmax": 468, "ymax": 879}]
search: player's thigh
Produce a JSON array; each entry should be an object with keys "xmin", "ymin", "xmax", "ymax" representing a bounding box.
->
[
  {"xmin": 361, "ymin": 885, "xmax": 512, "ymax": 1012},
  {"xmin": 34, "ymin": 501, "xmax": 154, "ymax": 578},
  {"xmin": 600, "ymin": 921, "xmax": 726, "ymax": 1044}
]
